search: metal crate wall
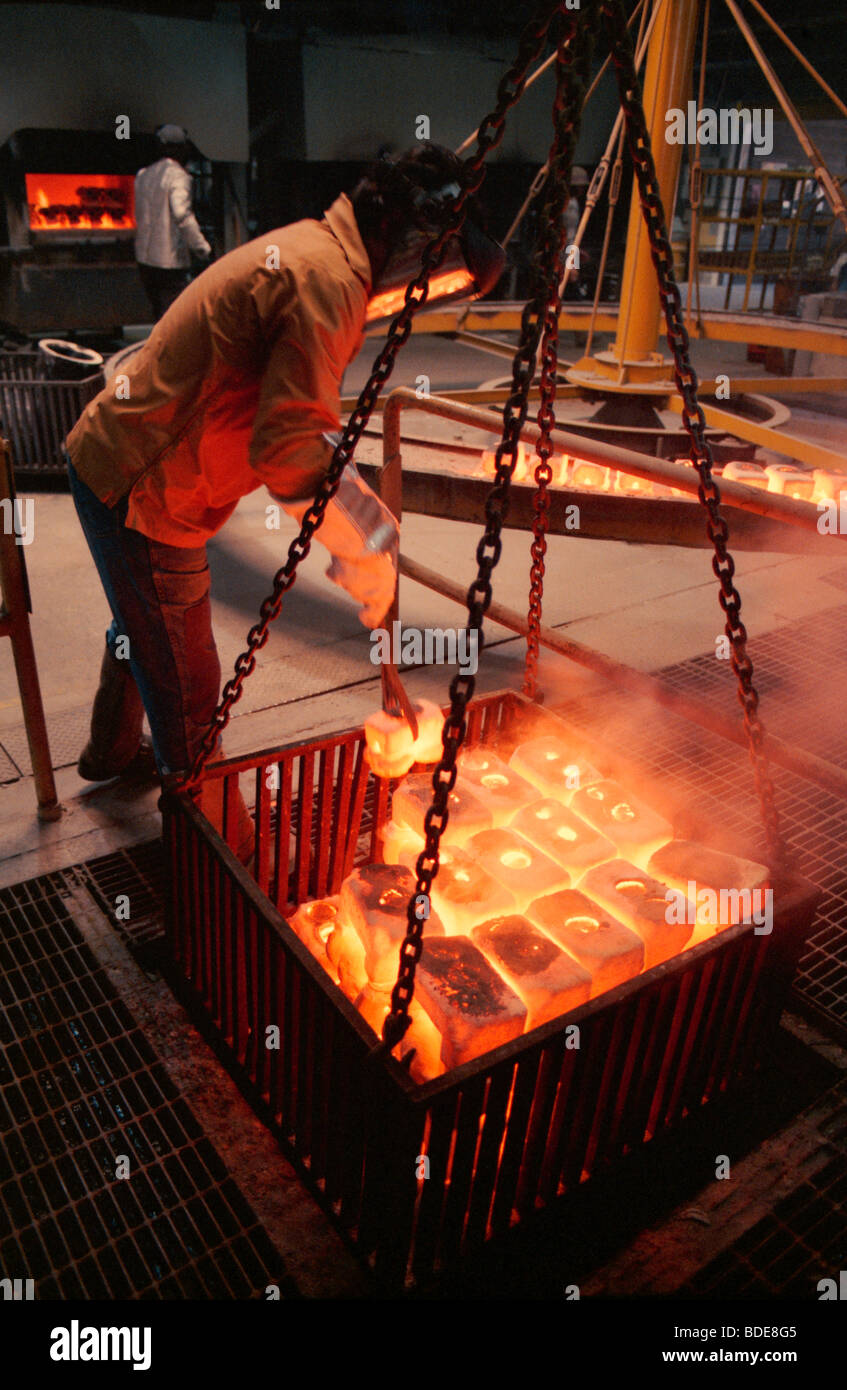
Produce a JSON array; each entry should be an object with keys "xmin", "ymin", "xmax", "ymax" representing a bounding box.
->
[
  {"xmin": 161, "ymin": 691, "xmax": 819, "ymax": 1289},
  {"xmin": 0, "ymin": 351, "xmax": 103, "ymax": 476}
]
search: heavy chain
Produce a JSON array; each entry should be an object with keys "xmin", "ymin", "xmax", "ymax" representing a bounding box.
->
[
  {"xmin": 600, "ymin": 0, "xmax": 784, "ymax": 863},
  {"xmin": 382, "ymin": 1, "xmax": 600, "ymax": 1053},
  {"xmin": 523, "ymin": 19, "xmax": 592, "ymax": 700},
  {"xmin": 178, "ymin": 5, "xmax": 563, "ymax": 793}
]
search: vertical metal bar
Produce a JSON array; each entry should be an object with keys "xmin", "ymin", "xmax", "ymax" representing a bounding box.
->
[
  {"xmin": 313, "ymin": 747, "xmax": 335, "ymax": 899},
  {"xmin": 343, "ymin": 742, "xmax": 370, "ymax": 879},
  {"xmin": 255, "ymin": 765, "xmax": 271, "ymax": 896},
  {"xmin": 0, "ymin": 440, "xmax": 60, "ymax": 819},
  {"xmin": 329, "ymin": 740, "xmax": 355, "ymax": 892},
  {"xmin": 273, "ymin": 758, "xmax": 293, "ymax": 914},
  {"xmin": 294, "ymin": 750, "xmax": 315, "ymax": 904}
]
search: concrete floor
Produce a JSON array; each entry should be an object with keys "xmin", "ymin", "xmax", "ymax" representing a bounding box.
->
[{"xmin": 2, "ymin": 329, "xmax": 847, "ymax": 1299}]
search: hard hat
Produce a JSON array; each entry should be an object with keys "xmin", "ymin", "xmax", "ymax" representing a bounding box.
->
[{"xmin": 570, "ymin": 166, "xmax": 590, "ymax": 187}]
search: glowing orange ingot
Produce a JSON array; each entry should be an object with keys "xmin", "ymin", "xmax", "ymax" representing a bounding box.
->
[
  {"xmin": 288, "ymin": 897, "xmax": 342, "ymax": 979},
  {"xmin": 722, "ymin": 459, "xmax": 769, "ymax": 489},
  {"xmin": 764, "ymin": 463, "xmax": 815, "ymax": 501},
  {"xmin": 648, "ymin": 840, "xmax": 769, "ymax": 944},
  {"xmin": 412, "ymin": 936, "xmax": 527, "ymax": 1069},
  {"xmin": 508, "ymin": 734, "xmax": 601, "ymax": 804},
  {"xmin": 409, "ymin": 699, "xmax": 445, "ymax": 763},
  {"xmin": 364, "ymin": 708, "xmax": 416, "ymax": 778},
  {"xmin": 511, "ymin": 797, "xmax": 616, "ymax": 872},
  {"xmin": 570, "ymin": 779, "xmax": 672, "ymax": 863},
  {"xmin": 392, "ymin": 772, "xmax": 492, "ymax": 846},
  {"xmin": 813, "ymin": 469, "xmax": 847, "ymax": 503},
  {"xmin": 380, "ymin": 818, "xmax": 424, "ymax": 866},
  {"xmin": 470, "ymin": 914, "xmax": 591, "ymax": 1029},
  {"xmin": 480, "ymin": 440, "xmax": 529, "ymax": 482},
  {"xmin": 570, "ymin": 459, "xmax": 613, "ymax": 491},
  {"xmin": 341, "ymin": 863, "xmax": 444, "ymax": 988},
  {"xmin": 466, "ymin": 827, "xmax": 571, "ymax": 909},
  {"xmin": 325, "ymin": 919, "xmax": 368, "ymax": 1001},
  {"xmin": 456, "ymin": 748, "xmax": 539, "ymax": 827},
  {"xmin": 579, "ymin": 858, "xmax": 694, "ymax": 968},
  {"xmin": 526, "ymin": 888, "xmax": 644, "ymax": 995},
  {"xmin": 400, "ymin": 842, "xmax": 517, "ymax": 935},
  {"xmin": 615, "ymin": 471, "xmax": 654, "ymax": 497}
]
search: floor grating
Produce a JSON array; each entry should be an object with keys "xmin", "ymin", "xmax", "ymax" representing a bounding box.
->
[
  {"xmin": 0, "ymin": 873, "xmax": 297, "ymax": 1299},
  {"xmin": 678, "ymin": 1079, "xmax": 847, "ymax": 1299}
]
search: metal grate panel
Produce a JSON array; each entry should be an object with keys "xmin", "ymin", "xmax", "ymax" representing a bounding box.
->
[
  {"xmin": 679, "ymin": 1079, "xmax": 847, "ymax": 1298},
  {"xmin": 75, "ymin": 841, "xmax": 166, "ymax": 958},
  {"xmin": 0, "ymin": 873, "xmax": 295, "ymax": 1299}
]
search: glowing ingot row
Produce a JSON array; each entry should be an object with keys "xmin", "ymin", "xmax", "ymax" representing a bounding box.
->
[
  {"xmin": 364, "ymin": 699, "xmax": 445, "ymax": 779},
  {"xmin": 455, "ymin": 748, "xmax": 538, "ymax": 826},
  {"xmin": 508, "ymin": 733, "xmax": 600, "ymax": 803},
  {"xmin": 526, "ymin": 888, "xmax": 644, "ymax": 995},
  {"xmin": 579, "ymin": 858, "xmax": 694, "ymax": 968},
  {"xmin": 470, "ymin": 914, "xmax": 591, "ymax": 1029}
]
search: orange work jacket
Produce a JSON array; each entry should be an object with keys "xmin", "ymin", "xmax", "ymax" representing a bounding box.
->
[{"xmin": 66, "ymin": 195, "xmax": 372, "ymax": 547}]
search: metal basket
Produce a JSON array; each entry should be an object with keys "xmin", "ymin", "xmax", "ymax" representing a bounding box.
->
[
  {"xmin": 0, "ymin": 350, "xmax": 103, "ymax": 477},
  {"xmin": 161, "ymin": 689, "xmax": 820, "ymax": 1290}
]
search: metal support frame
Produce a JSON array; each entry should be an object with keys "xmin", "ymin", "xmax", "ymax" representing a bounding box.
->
[
  {"xmin": 380, "ymin": 386, "xmax": 839, "ymax": 535},
  {"xmin": 0, "ymin": 440, "xmax": 60, "ymax": 820},
  {"xmin": 373, "ymin": 301, "xmax": 847, "ymax": 359}
]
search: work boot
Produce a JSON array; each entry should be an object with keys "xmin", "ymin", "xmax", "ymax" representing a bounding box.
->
[{"xmin": 77, "ymin": 642, "xmax": 147, "ymax": 781}]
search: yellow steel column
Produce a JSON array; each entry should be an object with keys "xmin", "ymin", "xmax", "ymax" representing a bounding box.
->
[
  {"xmin": 614, "ymin": 0, "xmax": 700, "ymax": 371},
  {"xmin": 566, "ymin": 0, "xmax": 697, "ymax": 390}
]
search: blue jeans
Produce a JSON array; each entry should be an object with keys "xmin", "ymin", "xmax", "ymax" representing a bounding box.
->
[{"xmin": 67, "ymin": 458, "xmax": 221, "ymax": 776}]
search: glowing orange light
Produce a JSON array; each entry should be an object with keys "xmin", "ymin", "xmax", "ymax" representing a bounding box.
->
[
  {"xmin": 26, "ymin": 173, "xmax": 135, "ymax": 232},
  {"xmin": 366, "ymin": 268, "xmax": 475, "ymax": 322}
]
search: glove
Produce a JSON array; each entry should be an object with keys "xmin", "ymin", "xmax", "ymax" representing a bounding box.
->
[{"xmin": 276, "ymin": 461, "xmax": 398, "ymax": 629}]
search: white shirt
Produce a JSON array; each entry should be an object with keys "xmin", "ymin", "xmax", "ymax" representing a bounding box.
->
[{"xmin": 134, "ymin": 157, "xmax": 211, "ymax": 269}]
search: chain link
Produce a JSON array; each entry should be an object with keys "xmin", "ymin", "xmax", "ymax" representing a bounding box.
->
[
  {"xmin": 523, "ymin": 15, "xmax": 594, "ymax": 699},
  {"xmin": 600, "ymin": 0, "xmax": 783, "ymax": 863},
  {"xmin": 381, "ymin": 1, "xmax": 600, "ymax": 1053}
]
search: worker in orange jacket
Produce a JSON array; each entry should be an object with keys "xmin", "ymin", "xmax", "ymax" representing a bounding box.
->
[{"xmin": 64, "ymin": 144, "xmax": 504, "ymax": 853}]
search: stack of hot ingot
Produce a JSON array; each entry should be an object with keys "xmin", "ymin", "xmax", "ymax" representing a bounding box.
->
[{"xmin": 289, "ymin": 733, "xmax": 768, "ymax": 1083}]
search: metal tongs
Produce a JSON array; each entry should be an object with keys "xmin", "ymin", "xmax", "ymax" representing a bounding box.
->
[{"xmin": 381, "ymin": 662, "xmax": 418, "ymax": 741}]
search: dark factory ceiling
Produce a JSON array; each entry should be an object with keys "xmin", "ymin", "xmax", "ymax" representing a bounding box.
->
[
  {"xmin": 4, "ymin": 0, "xmax": 846, "ymax": 114},
  {"xmin": 4, "ymin": 0, "xmax": 845, "ymax": 46}
]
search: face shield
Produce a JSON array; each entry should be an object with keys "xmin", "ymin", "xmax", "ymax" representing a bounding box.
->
[{"xmin": 365, "ymin": 180, "xmax": 506, "ymax": 327}]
